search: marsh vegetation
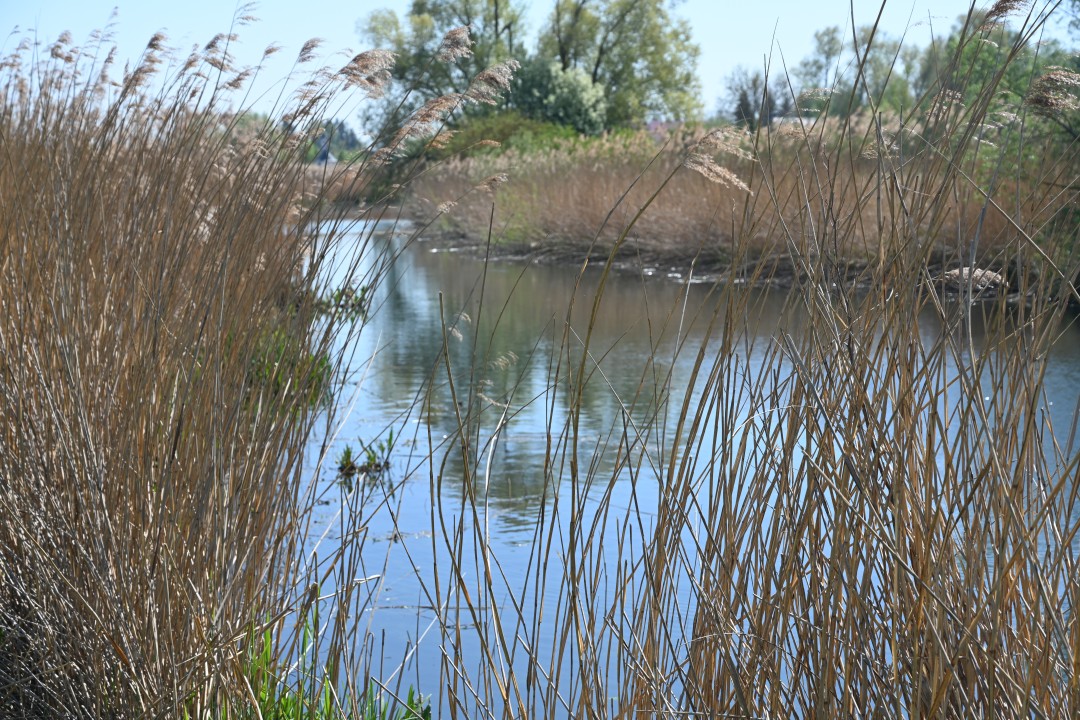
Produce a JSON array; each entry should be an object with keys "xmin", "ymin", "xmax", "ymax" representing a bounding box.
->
[{"xmin": 3, "ymin": 0, "xmax": 1080, "ymax": 718}]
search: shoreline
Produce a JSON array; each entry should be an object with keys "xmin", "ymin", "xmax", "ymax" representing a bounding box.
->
[
  {"xmin": 316, "ymin": 202, "xmax": 1072, "ymax": 305},
  {"xmin": 410, "ymin": 224, "xmax": 864, "ymax": 288},
  {"xmin": 408, "ymin": 224, "xmax": 1051, "ymax": 302}
]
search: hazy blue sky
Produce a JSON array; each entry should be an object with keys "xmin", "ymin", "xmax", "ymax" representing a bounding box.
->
[{"xmin": 3, "ymin": 0, "xmax": 1068, "ymax": 119}]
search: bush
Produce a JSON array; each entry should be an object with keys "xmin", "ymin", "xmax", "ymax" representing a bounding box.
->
[
  {"xmin": 511, "ymin": 58, "xmax": 609, "ymax": 135},
  {"xmin": 421, "ymin": 110, "xmax": 578, "ymax": 161}
]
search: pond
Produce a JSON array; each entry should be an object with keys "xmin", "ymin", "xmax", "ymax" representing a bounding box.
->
[{"xmin": 300, "ymin": 219, "xmax": 1080, "ymax": 716}]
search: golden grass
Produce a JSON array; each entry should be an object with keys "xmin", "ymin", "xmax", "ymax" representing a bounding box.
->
[
  {"xmin": 0, "ymin": 23, "xmax": 427, "ymax": 718},
  {"xmin": 409, "ymin": 109, "xmax": 1074, "ymax": 282}
]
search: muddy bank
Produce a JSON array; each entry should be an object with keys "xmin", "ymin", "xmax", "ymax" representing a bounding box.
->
[
  {"xmin": 412, "ymin": 226, "xmax": 846, "ymax": 286},
  {"xmin": 410, "ymin": 226, "xmax": 1068, "ymax": 304}
]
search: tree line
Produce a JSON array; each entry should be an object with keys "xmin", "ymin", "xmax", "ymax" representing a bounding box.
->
[
  {"xmin": 725, "ymin": 14, "xmax": 1076, "ymax": 133},
  {"xmin": 359, "ymin": 0, "xmax": 700, "ymax": 135},
  {"xmin": 351, "ymin": 0, "xmax": 1080, "ymax": 144}
]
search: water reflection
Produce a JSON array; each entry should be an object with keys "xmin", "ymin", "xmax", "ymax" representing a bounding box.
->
[{"xmin": 306, "ymin": 223, "xmax": 1080, "ymax": 714}]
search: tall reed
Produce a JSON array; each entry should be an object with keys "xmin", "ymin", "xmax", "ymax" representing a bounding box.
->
[
  {"xmin": 5, "ymin": 0, "xmax": 1080, "ymax": 718},
  {"xmin": 0, "ymin": 19, "xmax": 501, "ymax": 719}
]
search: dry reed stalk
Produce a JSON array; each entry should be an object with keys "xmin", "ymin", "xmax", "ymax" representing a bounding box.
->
[
  {"xmin": 0, "ymin": 18, "xmax": 479, "ymax": 719},
  {"xmin": 407, "ymin": 114, "xmax": 1063, "ymax": 276}
]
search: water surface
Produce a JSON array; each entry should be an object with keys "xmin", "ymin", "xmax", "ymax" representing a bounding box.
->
[{"xmin": 301, "ymin": 221, "xmax": 1080, "ymax": 713}]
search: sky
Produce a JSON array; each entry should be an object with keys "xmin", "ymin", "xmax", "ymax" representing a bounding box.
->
[{"xmin": 2, "ymin": 0, "xmax": 1071, "ymax": 120}]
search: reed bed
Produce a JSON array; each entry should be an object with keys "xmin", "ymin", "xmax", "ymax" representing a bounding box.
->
[
  {"xmin": 0, "ymin": 21, "xmax": 463, "ymax": 719},
  {"xmin": 410, "ymin": 94, "xmax": 1072, "ymax": 283}
]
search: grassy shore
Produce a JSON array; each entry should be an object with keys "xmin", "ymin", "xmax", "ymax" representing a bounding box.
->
[{"xmin": 408, "ymin": 113, "xmax": 1076, "ymax": 289}]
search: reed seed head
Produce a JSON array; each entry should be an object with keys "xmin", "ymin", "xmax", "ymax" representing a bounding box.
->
[
  {"xmin": 437, "ymin": 25, "xmax": 473, "ymax": 63},
  {"xmin": 146, "ymin": 32, "xmax": 167, "ymax": 52},
  {"xmin": 683, "ymin": 153, "xmax": 752, "ymax": 193},
  {"xmin": 477, "ymin": 173, "xmax": 509, "ymax": 191},
  {"xmin": 297, "ymin": 38, "xmax": 323, "ymax": 64},
  {"xmin": 340, "ymin": 49, "xmax": 395, "ymax": 98},
  {"xmin": 464, "ymin": 60, "xmax": 520, "ymax": 105},
  {"xmin": 1026, "ymin": 67, "xmax": 1080, "ymax": 116},
  {"xmin": 984, "ymin": 0, "xmax": 1030, "ymax": 24}
]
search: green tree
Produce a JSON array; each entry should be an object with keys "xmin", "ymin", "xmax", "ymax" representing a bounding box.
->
[
  {"xmin": 733, "ymin": 87, "xmax": 756, "ymax": 129},
  {"xmin": 900, "ymin": 8, "xmax": 1080, "ymax": 193},
  {"xmin": 725, "ymin": 67, "xmax": 791, "ymax": 130},
  {"xmin": 853, "ymin": 26, "xmax": 919, "ymax": 114},
  {"xmin": 358, "ymin": 0, "xmax": 526, "ymax": 129},
  {"xmin": 510, "ymin": 57, "xmax": 607, "ymax": 134},
  {"xmin": 794, "ymin": 26, "xmax": 844, "ymax": 91},
  {"xmin": 914, "ymin": 11, "xmax": 1060, "ymax": 110},
  {"xmin": 792, "ymin": 24, "xmax": 918, "ymax": 117},
  {"xmin": 537, "ymin": 0, "xmax": 702, "ymax": 127}
]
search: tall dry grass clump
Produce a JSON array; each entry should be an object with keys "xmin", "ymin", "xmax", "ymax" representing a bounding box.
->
[
  {"xmin": 0, "ymin": 20, "xmax": 507, "ymax": 718},
  {"xmin": 418, "ymin": 107, "xmax": 1074, "ymax": 277},
  {"xmin": 409, "ymin": 127, "xmax": 762, "ymax": 266},
  {"xmin": 0, "ymin": 27, "xmax": 329, "ymax": 718}
]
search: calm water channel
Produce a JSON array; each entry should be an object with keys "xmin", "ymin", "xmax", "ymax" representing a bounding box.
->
[{"xmin": 300, "ymin": 220, "xmax": 1080, "ymax": 712}]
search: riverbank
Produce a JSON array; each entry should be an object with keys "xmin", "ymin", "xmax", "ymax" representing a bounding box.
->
[
  {"xmin": 404, "ymin": 218, "xmax": 1063, "ymax": 308},
  {"xmin": 395, "ymin": 120, "xmax": 1074, "ymax": 300}
]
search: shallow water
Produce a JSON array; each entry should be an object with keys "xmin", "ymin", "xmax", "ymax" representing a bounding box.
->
[{"xmin": 300, "ymin": 220, "xmax": 1080, "ymax": 714}]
